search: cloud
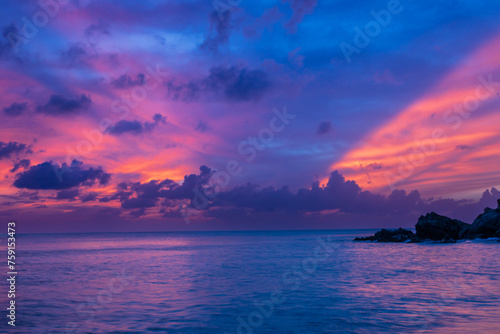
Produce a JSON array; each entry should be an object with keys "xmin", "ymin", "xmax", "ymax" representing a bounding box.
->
[
  {"xmin": 13, "ymin": 160, "xmax": 110, "ymax": 190},
  {"xmin": 153, "ymin": 113, "xmax": 166, "ymax": 124},
  {"xmin": 36, "ymin": 95, "xmax": 92, "ymax": 115},
  {"xmin": 166, "ymin": 65, "xmax": 271, "ymax": 102},
  {"xmin": 206, "ymin": 171, "xmax": 499, "ymax": 224},
  {"xmin": 121, "ymin": 197, "xmax": 157, "ymax": 209},
  {"xmin": 1, "ymin": 24, "xmax": 20, "ymax": 58},
  {"xmin": 284, "ymin": 0, "xmax": 318, "ymax": 33},
  {"xmin": 80, "ymin": 193, "xmax": 98, "ymax": 202},
  {"xmin": 60, "ymin": 40, "xmax": 118, "ymax": 65},
  {"xmin": 316, "ymin": 120, "xmax": 333, "ymax": 135},
  {"xmin": 56, "ymin": 189, "xmax": 79, "ymax": 201},
  {"xmin": 110, "ymin": 73, "xmax": 145, "ymax": 89},
  {"xmin": 107, "ymin": 167, "xmax": 428, "ymax": 219},
  {"xmin": 60, "ymin": 42, "xmax": 93, "ymax": 64},
  {"xmin": 200, "ymin": 10, "xmax": 232, "ymax": 53},
  {"xmin": 195, "ymin": 121, "xmax": 208, "ymax": 133},
  {"xmin": 106, "ymin": 120, "xmax": 143, "ymax": 135},
  {"xmin": 129, "ymin": 207, "xmax": 147, "ymax": 218},
  {"xmin": 155, "ymin": 35, "xmax": 166, "ymax": 45},
  {"xmin": 0, "ymin": 142, "xmax": 30, "ymax": 160},
  {"xmin": 113, "ymin": 167, "xmax": 419, "ymax": 218},
  {"xmin": 132, "ymin": 167, "xmax": 498, "ymax": 224},
  {"xmin": 105, "ymin": 114, "xmax": 166, "ymax": 136},
  {"xmin": 84, "ymin": 20, "xmax": 110, "ymax": 41},
  {"xmin": 10, "ymin": 159, "xmax": 30, "ymax": 173},
  {"xmin": 15, "ymin": 190, "xmax": 39, "ymax": 201},
  {"xmin": 366, "ymin": 163, "xmax": 383, "ymax": 170},
  {"xmin": 243, "ymin": 7, "xmax": 284, "ymax": 39},
  {"xmin": 3, "ymin": 102, "xmax": 27, "ymax": 117},
  {"xmin": 99, "ymin": 172, "xmax": 112, "ymax": 185},
  {"xmin": 114, "ymin": 166, "xmax": 213, "ymax": 210}
]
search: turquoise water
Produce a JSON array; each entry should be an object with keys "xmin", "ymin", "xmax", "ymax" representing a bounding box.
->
[{"xmin": 2, "ymin": 230, "xmax": 499, "ymax": 333}]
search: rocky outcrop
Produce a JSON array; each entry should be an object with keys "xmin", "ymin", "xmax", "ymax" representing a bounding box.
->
[
  {"xmin": 415, "ymin": 212, "xmax": 470, "ymax": 242},
  {"xmin": 354, "ymin": 200, "xmax": 500, "ymax": 243},
  {"xmin": 354, "ymin": 228, "xmax": 415, "ymax": 242},
  {"xmin": 468, "ymin": 207, "xmax": 500, "ymax": 239}
]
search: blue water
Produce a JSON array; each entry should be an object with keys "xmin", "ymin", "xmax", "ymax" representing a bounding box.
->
[{"xmin": 1, "ymin": 230, "xmax": 499, "ymax": 333}]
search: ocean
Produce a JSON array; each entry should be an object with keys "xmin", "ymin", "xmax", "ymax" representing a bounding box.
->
[{"xmin": 2, "ymin": 230, "xmax": 500, "ymax": 333}]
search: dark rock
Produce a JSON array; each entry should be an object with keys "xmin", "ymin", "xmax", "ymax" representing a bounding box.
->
[
  {"xmin": 469, "ymin": 206, "xmax": 500, "ymax": 239},
  {"xmin": 354, "ymin": 228, "xmax": 415, "ymax": 242},
  {"xmin": 408, "ymin": 236, "xmax": 423, "ymax": 243},
  {"xmin": 441, "ymin": 234, "xmax": 457, "ymax": 243},
  {"xmin": 415, "ymin": 212, "xmax": 470, "ymax": 241},
  {"xmin": 354, "ymin": 236, "xmax": 375, "ymax": 241},
  {"xmin": 353, "ymin": 198, "xmax": 500, "ymax": 243}
]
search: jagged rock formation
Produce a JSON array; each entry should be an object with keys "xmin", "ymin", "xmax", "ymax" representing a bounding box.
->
[
  {"xmin": 468, "ymin": 206, "xmax": 500, "ymax": 239},
  {"xmin": 354, "ymin": 199, "xmax": 500, "ymax": 243},
  {"xmin": 415, "ymin": 212, "xmax": 469, "ymax": 241}
]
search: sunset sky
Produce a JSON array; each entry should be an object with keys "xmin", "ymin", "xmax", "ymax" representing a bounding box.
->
[{"xmin": 1, "ymin": 0, "xmax": 500, "ymax": 232}]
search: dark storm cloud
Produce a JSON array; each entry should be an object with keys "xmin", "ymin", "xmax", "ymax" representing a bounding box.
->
[
  {"xmin": 166, "ymin": 65, "xmax": 271, "ymax": 102},
  {"xmin": 56, "ymin": 189, "xmax": 79, "ymax": 201},
  {"xmin": 13, "ymin": 160, "xmax": 110, "ymax": 190},
  {"xmin": 105, "ymin": 114, "xmax": 166, "ymax": 136},
  {"xmin": 316, "ymin": 120, "xmax": 333, "ymax": 135},
  {"xmin": 0, "ymin": 142, "xmax": 29, "ymax": 160},
  {"xmin": 3, "ymin": 102, "xmax": 27, "ymax": 117},
  {"xmin": 10, "ymin": 159, "xmax": 30, "ymax": 173},
  {"xmin": 36, "ymin": 94, "xmax": 92, "ymax": 115},
  {"xmin": 200, "ymin": 10, "xmax": 232, "ymax": 53},
  {"xmin": 110, "ymin": 73, "xmax": 145, "ymax": 89}
]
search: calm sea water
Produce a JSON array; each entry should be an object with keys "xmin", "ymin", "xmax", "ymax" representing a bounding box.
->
[{"xmin": 2, "ymin": 230, "xmax": 499, "ymax": 333}]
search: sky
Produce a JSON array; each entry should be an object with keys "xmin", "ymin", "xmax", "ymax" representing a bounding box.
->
[{"xmin": 1, "ymin": 0, "xmax": 500, "ymax": 233}]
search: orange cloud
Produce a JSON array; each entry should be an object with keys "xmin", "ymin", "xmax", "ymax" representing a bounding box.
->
[{"xmin": 331, "ymin": 34, "xmax": 500, "ymax": 198}]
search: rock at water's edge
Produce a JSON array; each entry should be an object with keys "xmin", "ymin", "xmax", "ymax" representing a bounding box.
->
[
  {"xmin": 415, "ymin": 212, "xmax": 470, "ymax": 242},
  {"xmin": 468, "ymin": 207, "xmax": 500, "ymax": 239},
  {"xmin": 354, "ymin": 199, "xmax": 500, "ymax": 243},
  {"xmin": 354, "ymin": 228, "xmax": 415, "ymax": 242}
]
